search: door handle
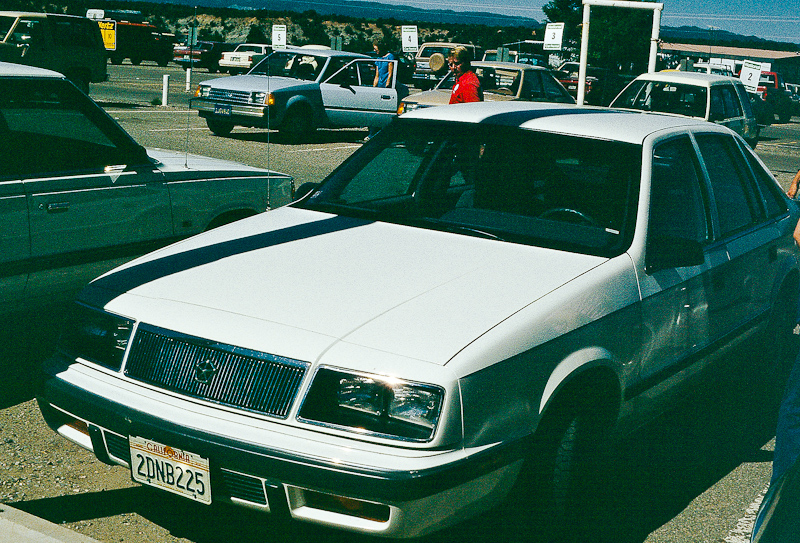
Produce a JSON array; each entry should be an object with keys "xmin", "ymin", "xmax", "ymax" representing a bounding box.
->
[{"xmin": 41, "ymin": 202, "xmax": 70, "ymax": 213}]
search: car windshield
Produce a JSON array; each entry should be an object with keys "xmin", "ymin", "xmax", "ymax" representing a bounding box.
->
[
  {"xmin": 613, "ymin": 80, "xmax": 708, "ymax": 118},
  {"xmin": 250, "ymin": 51, "xmax": 327, "ymax": 80},
  {"xmin": 296, "ymin": 119, "xmax": 641, "ymax": 257}
]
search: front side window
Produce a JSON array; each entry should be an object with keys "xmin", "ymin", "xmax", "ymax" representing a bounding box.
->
[
  {"xmin": 695, "ymin": 134, "xmax": 758, "ymax": 236},
  {"xmin": 649, "ymin": 137, "xmax": 709, "ymax": 245},
  {"xmin": 298, "ymin": 120, "xmax": 641, "ymax": 257},
  {"xmin": 250, "ymin": 52, "xmax": 327, "ymax": 81},
  {"xmin": 0, "ymin": 78, "xmax": 144, "ymax": 179}
]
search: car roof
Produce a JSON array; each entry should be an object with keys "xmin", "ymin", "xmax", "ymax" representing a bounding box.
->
[
  {"xmin": 401, "ymin": 101, "xmax": 718, "ymax": 144},
  {"xmin": 640, "ymin": 71, "xmax": 741, "ymax": 86},
  {"xmin": 0, "ymin": 61, "xmax": 64, "ymax": 78},
  {"xmin": 276, "ymin": 48, "xmax": 368, "ymax": 59},
  {"xmin": 473, "ymin": 61, "xmax": 550, "ymax": 72}
]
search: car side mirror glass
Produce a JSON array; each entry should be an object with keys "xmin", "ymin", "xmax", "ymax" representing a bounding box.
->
[{"xmin": 645, "ymin": 236, "xmax": 704, "ymax": 273}]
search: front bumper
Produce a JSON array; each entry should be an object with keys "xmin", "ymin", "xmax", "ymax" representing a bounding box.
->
[
  {"xmin": 192, "ymin": 98, "xmax": 270, "ymax": 121},
  {"xmin": 38, "ymin": 355, "xmax": 525, "ymax": 538}
]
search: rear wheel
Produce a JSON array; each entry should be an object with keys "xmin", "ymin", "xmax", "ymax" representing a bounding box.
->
[{"xmin": 206, "ymin": 118, "xmax": 234, "ymax": 137}]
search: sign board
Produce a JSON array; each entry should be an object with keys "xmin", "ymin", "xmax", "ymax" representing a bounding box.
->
[
  {"xmin": 272, "ymin": 24, "xmax": 287, "ymax": 49},
  {"xmin": 86, "ymin": 9, "xmax": 105, "ymax": 19},
  {"xmin": 402, "ymin": 25, "xmax": 419, "ymax": 53},
  {"xmin": 740, "ymin": 60, "xmax": 762, "ymax": 93},
  {"xmin": 543, "ymin": 22, "xmax": 564, "ymax": 51},
  {"xmin": 97, "ymin": 19, "xmax": 116, "ymax": 51}
]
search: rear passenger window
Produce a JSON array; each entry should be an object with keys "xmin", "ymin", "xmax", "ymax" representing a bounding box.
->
[
  {"xmin": 695, "ymin": 134, "xmax": 758, "ymax": 237},
  {"xmin": 741, "ymin": 145, "xmax": 789, "ymax": 219},
  {"xmin": 650, "ymin": 137, "xmax": 709, "ymax": 244}
]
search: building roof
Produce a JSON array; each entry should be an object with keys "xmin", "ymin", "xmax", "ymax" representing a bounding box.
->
[{"xmin": 660, "ymin": 42, "xmax": 800, "ymax": 62}]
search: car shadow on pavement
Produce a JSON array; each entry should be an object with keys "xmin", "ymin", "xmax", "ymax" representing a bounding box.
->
[{"xmin": 1, "ymin": 304, "xmax": 69, "ymax": 409}]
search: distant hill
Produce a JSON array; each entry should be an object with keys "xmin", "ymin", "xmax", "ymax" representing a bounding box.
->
[
  {"xmin": 661, "ymin": 25, "xmax": 777, "ymax": 45},
  {"xmin": 168, "ymin": 0, "xmax": 541, "ymax": 27}
]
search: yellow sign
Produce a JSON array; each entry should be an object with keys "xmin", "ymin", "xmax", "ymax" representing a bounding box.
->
[{"xmin": 97, "ymin": 19, "xmax": 116, "ymax": 51}]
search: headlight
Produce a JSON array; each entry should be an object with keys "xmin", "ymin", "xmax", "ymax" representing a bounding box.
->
[
  {"xmin": 195, "ymin": 85, "xmax": 210, "ymax": 98},
  {"xmin": 250, "ymin": 91, "xmax": 274, "ymax": 105},
  {"xmin": 58, "ymin": 303, "xmax": 134, "ymax": 371},
  {"xmin": 299, "ymin": 367, "xmax": 444, "ymax": 442}
]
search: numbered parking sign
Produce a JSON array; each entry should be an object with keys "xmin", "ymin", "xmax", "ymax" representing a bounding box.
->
[
  {"xmin": 272, "ymin": 24, "xmax": 287, "ymax": 49},
  {"xmin": 740, "ymin": 60, "xmax": 762, "ymax": 93},
  {"xmin": 543, "ymin": 22, "xmax": 564, "ymax": 51},
  {"xmin": 402, "ymin": 26, "xmax": 418, "ymax": 53}
]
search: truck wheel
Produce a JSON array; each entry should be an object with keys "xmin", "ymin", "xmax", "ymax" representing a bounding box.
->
[
  {"xmin": 157, "ymin": 56, "xmax": 170, "ymax": 68},
  {"xmin": 280, "ymin": 108, "xmax": 313, "ymax": 143},
  {"xmin": 109, "ymin": 54, "xmax": 124, "ymax": 65},
  {"xmin": 779, "ymin": 108, "xmax": 791, "ymax": 124},
  {"xmin": 206, "ymin": 119, "xmax": 234, "ymax": 136},
  {"xmin": 130, "ymin": 56, "xmax": 143, "ymax": 66}
]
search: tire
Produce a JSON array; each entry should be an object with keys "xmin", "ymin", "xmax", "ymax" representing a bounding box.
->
[
  {"xmin": 763, "ymin": 280, "xmax": 800, "ymax": 386},
  {"xmin": 280, "ymin": 107, "xmax": 313, "ymax": 143},
  {"xmin": 511, "ymin": 398, "xmax": 609, "ymax": 542},
  {"xmin": 778, "ymin": 108, "xmax": 791, "ymax": 124},
  {"xmin": 206, "ymin": 118, "xmax": 234, "ymax": 137},
  {"xmin": 109, "ymin": 54, "xmax": 123, "ymax": 65},
  {"xmin": 157, "ymin": 56, "xmax": 170, "ymax": 68},
  {"xmin": 130, "ymin": 56, "xmax": 143, "ymax": 66}
]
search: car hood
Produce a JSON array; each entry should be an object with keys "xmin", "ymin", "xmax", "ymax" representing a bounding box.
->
[
  {"xmin": 405, "ymin": 89, "xmax": 514, "ymax": 108},
  {"xmin": 146, "ymin": 148, "xmax": 286, "ymax": 179},
  {"xmin": 204, "ymin": 74, "xmax": 313, "ymax": 91},
  {"xmin": 83, "ymin": 208, "xmax": 606, "ymax": 366}
]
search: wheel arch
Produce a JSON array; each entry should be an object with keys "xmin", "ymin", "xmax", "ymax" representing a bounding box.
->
[{"xmin": 538, "ymin": 349, "xmax": 622, "ymax": 431}]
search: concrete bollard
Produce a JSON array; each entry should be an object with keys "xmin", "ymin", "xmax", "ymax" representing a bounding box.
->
[{"xmin": 162, "ymin": 74, "xmax": 169, "ymax": 106}]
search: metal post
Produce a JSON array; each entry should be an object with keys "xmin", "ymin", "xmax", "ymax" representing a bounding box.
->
[
  {"xmin": 186, "ymin": 67, "xmax": 192, "ymax": 92},
  {"xmin": 577, "ymin": 4, "xmax": 591, "ymax": 106},
  {"xmin": 162, "ymin": 74, "xmax": 169, "ymax": 107}
]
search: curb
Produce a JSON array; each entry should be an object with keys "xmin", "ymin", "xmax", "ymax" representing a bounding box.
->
[{"xmin": 0, "ymin": 504, "xmax": 100, "ymax": 543}]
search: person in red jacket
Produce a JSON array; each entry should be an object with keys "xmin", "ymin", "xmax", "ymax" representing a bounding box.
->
[{"xmin": 448, "ymin": 46, "xmax": 483, "ymax": 104}]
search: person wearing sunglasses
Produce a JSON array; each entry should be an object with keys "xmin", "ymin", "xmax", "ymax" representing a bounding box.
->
[{"xmin": 448, "ymin": 46, "xmax": 483, "ymax": 104}]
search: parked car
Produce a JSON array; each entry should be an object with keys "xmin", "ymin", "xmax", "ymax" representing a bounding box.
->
[
  {"xmin": 86, "ymin": 9, "xmax": 175, "ymax": 67},
  {"xmin": 610, "ymin": 71, "xmax": 761, "ymax": 147},
  {"xmin": 218, "ymin": 43, "xmax": 271, "ymax": 75},
  {"xmin": 398, "ymin": 61, "xmax": 573, "ymax": 114},
  {"xmin": 192, "ymin": 48, "xmax": 409, "ymax": 141},
  {"xmin": 756, "ymin": 71, "xmax": 793, "ymax": 124},
  {"xmin": 412, "ymin": 42, "xmax": 483, "ymax": 90},
  {"xmin": 481, "ymin": 49, "xmax": 548, "ymax": 67},
  {"xmin": 0, "ymin": 61, "xmax": 294, "ymax": 316},
  {"xmin": 0, "ymin": 11, "xmax": 107, "ymax": 93},
  {"xmin": 38, "ymin": 101, "xmax": 799, "ymax": 540},
  {"xmin": 173, "ymin": 40, "xmax": 236, "ymax": 72},
  {"xmin": 555, "ymin": 61, "xmax": 607, "ymax": 98}
]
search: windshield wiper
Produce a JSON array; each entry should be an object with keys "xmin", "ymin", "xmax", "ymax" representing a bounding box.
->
[{"xmin": 441, "ymin": 224, "xmax": 504, "ymax": 241}]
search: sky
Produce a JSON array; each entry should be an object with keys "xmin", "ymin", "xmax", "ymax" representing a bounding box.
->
[{"xmin": 381, "ymin": 0, "xmax": 800, "ymax": 43}]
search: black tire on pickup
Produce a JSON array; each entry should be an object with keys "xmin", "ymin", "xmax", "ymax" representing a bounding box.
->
[{"xmin": 206, "ymin": 118, "xmax": 234, "ymax": 136}]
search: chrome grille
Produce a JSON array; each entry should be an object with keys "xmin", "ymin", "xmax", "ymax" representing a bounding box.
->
[
  {"xmin": 124, "ymin": 325, "xmax": 308, "ymax": 419},
  {"xmin": 207, "ymin": 88, "xmax": 251, "ymax": 103}
]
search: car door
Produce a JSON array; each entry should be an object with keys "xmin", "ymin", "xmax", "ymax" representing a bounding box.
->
[
  {"xmin": 2, "ymin": 76, "xmax": 172, "ymax": 302},
  {"xmin": 695, "ymin": 133, "xmax": 784, "ymax": 332},
  {"xmin": 320, "ymin": 58, "xmax": 399, "ymax": 129},
  {"xmin": 0, "ymin": 178, "xmax": 29, "ymax": 309},
  {"xmin": 638, "ymin": 135, "xmax": 725, "ymax": 387}
]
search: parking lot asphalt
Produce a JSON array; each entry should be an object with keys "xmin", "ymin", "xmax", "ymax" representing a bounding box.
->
[{"xmin": 0, "ymin": 504, "xmax": 100, "ymax": 543}]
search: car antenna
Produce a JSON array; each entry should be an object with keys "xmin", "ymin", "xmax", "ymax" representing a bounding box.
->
[{"xmin": 184, "ymin": 6, "xmax": 197, "ymax": 169}]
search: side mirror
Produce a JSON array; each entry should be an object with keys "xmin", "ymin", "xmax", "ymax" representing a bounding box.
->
[{"xmin": 645, "ymin": 236, "xmax": 704, "ymax": 273}]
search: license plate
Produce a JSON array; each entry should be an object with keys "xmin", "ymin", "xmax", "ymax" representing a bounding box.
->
[
  {"xmin": 183, "ymin": 54, "xmax": 190, "ymax": 60},
  {"xmin": 130, "ymin": 436, "xmax": 211, "ymax": 505},
  {"xmin": 214, "ymin": 104, "xmax": 232, "ymax": 116},
  {"xmin": 232, "ymin": 56, "xmax": 241, "ymax": 62}
]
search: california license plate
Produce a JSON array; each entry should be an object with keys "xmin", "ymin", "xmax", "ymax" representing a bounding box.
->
[
  {"xmin": 129, "ymin": 436, "xmax": 211, "ymax": 504},
  {"xmin": 214, "ymin": 103, "xmax": 232, "ymax": 116}
]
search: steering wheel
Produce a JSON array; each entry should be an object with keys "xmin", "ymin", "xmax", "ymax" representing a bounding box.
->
[{"xmin": 539, "ymin": 207, "xmax": 598, "ymax": 227}]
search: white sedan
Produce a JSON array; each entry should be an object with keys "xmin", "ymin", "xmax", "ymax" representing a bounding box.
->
[{"xmin": 39, "ymin": 102, "xmax": 799, "ymax": 540}]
